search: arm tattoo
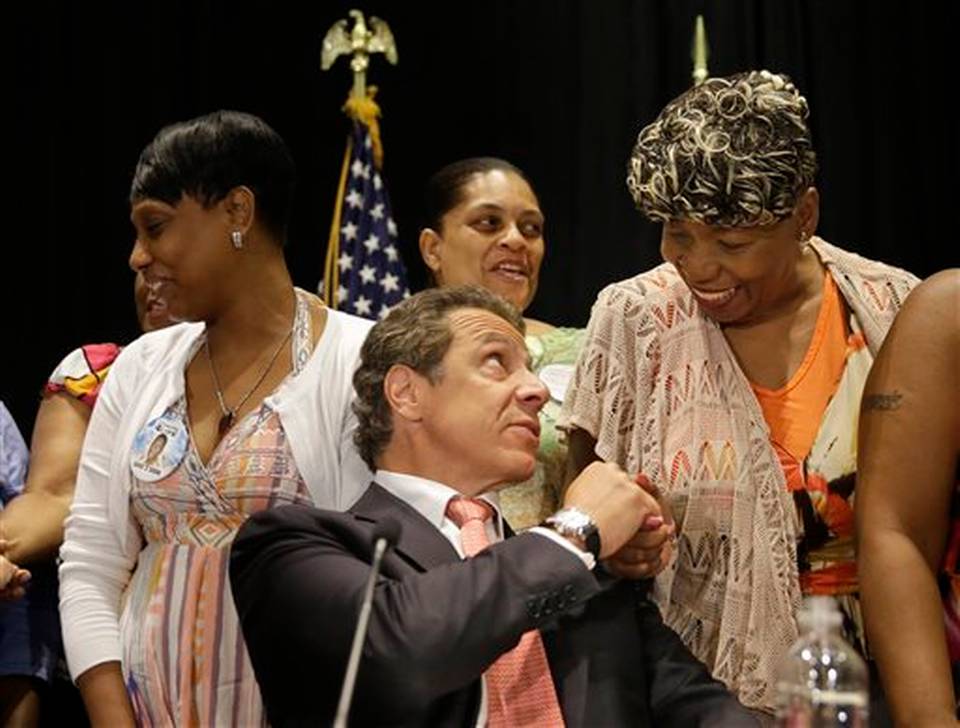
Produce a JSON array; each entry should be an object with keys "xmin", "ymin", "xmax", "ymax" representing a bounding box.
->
[{"xmin": 863, "ymin": 391, "xmax": 903, "ymax": 411}]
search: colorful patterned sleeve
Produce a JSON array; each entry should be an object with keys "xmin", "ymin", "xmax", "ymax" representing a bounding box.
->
[{"xmin": 44, "ymin": 343, "xmax": 122, "ymax": 409}]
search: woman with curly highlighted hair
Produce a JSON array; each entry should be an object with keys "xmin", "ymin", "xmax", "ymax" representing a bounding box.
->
[{"xmin": 559, "ymin": 70, "xmax": 918, "ymax": 714}]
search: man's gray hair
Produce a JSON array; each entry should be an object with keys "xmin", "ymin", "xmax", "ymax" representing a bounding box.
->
[{"xmin": 352, "ymin": 285, "xmax": 525, "ymax": 470}]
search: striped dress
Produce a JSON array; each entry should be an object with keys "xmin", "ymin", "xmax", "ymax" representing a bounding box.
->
[{"xmin": 119, "ymin": 294, "xmax": 315, "ymax": 726}]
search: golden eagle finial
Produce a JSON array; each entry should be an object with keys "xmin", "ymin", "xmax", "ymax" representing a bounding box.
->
[{"xmin": 321, "ymin": 9, "xmax": 398, "ymax": 100}]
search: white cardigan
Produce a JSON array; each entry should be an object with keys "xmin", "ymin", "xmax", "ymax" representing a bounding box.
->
[{"xmin": 59, "ymin": 308, "xmax": 373, "ymax": 678}]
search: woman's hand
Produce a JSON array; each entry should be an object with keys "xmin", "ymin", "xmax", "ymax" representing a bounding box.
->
[
  {"xmin": 0, "ymin": 545, "xmax": 30, "ymax": 600},
  {"xmin": 565, "ymin": 432, "xmax": 678, "ymax": 579},
  {"xmin": 604, "ymin": 473, "xmax": 676, "ymax": 579}
]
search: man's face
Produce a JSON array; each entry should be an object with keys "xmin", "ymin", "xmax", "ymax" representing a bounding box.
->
[{"xmin": 417, "ymin": 307, "xmax": 548, "ymax": 495}]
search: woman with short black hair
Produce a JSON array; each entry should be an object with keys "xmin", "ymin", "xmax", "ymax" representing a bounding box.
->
[{"xmin": 59, "ymin": 110, "xmax": 373, "ymax": 726}]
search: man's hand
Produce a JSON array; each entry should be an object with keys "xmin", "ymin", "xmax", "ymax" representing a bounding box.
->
[
  {"xmin": 605, "ymin": 474, "xmax": 676, "ymax": 579},
  {"xmin": 562, "ymin": 462, "xmax": 662, "ymax": 559}
]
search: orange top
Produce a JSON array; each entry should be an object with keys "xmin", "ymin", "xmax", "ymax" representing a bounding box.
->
[
  {"xmin": 752, "ymin": 272, "xmax": 870, "ymax": 599},
  {"xmin": 752, "ymin": 273, "xmax": 848, "ymax": 464}
]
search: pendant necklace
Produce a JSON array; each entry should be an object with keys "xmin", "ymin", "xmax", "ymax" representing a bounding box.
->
[{"xmin": 205, "ymin": 326, "xmax": 293, "ymax": 436}]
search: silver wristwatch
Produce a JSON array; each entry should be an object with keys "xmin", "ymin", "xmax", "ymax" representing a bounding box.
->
[{"xmin": 543, "ymin": 507, "xmax": 601, "ymax": 559}]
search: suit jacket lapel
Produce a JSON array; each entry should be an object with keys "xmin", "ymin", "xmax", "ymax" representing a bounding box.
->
[{"xmin": 349, "ymin": 483, "xmax": 460, "ymax": 571}]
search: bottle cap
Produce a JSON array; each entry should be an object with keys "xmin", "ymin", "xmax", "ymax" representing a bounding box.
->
[{"xmin": 797, "ymin": 595, "xmax": 843, "ymax": 632}]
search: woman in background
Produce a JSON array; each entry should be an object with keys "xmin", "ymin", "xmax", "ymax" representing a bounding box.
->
[{"xmin": 418, "ymin": 157, "xmax": 585, "ymax": 529}]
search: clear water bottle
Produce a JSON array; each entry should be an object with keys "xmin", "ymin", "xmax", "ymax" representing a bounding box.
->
[{"xmin": 775, "ymin": 596, "xmax": 869, "ymax": 727}]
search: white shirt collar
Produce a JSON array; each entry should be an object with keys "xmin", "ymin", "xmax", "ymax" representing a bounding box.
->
[{"xmin": 374, "ymin": 470, "xmax": 504, "ymax": 540}]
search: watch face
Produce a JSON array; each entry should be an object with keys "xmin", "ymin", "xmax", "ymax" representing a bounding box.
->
[
  {"xmin": 554, "ymin": 508, "xmax": 591, "ymax": 533},
  {"xmin": 547, "ymin": 508, "xmax": 600, "ymax": 559}
]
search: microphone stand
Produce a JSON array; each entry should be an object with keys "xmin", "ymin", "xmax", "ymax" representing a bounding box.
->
[{"xmin": 333, "ymin": 523, "xmax": 397, "ymax": 728}]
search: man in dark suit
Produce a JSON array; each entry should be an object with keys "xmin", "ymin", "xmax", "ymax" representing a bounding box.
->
[{"xmin": 231, "ymin": 285, "xmax": 756, "ymax": 727}]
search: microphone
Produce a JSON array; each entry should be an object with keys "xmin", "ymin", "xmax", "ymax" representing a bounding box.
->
[{"xmin": 333, "ymin": 517, "xmax": 403, "ymax": 728}]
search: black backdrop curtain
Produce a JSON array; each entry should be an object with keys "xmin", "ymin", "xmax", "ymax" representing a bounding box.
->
[{"xmin": 6, "ymin": 0, "xmax": 955, "ymax": 435}]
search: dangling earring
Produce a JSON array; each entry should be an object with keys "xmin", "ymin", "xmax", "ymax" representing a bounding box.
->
[{"xmin": 231, "ymin": 230, "xmax": 243, "ymax": 250}]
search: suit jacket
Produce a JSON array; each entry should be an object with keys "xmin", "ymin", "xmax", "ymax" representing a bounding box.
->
[{"xmin": 230, "ymin": 484, "xmax": 757, "ymax": 727}]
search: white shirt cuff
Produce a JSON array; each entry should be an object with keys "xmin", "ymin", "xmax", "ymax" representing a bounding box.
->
[{"xmin": 528, "ymin": 527, "xmax": 596, "ymax": 570}]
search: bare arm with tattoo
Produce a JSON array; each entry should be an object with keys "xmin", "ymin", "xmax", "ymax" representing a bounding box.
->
[{"xmin": 857, "ymin": 269, "xmax": 960, "ymax": 728}]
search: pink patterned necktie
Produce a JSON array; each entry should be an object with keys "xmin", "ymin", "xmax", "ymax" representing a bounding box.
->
[{"xmin": 445, "ymin": 497, "xmax": 566, "ymax": 728}]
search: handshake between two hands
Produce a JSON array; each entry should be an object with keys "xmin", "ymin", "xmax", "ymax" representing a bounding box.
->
[{"xmin": 563, "ymin": 462, "xmax": 677, "ymax": 579}]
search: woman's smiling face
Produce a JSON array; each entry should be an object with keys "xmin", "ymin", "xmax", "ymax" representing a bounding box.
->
[
  {"xmin": 660, "ymin": 189, "xmax": 819, "ymax": 325},
  {"xmin": 422, "ymin": 169, "xmax": 545, "ymax": 312}
]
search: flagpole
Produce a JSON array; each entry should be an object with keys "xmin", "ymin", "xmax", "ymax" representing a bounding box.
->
[
  {"xmin": 691, "ymin": 15, "xmax": 709, "ymax": 86},
  {"xmin": 323, "ymin": 136, "xmax": 354, "ymax": 308},
  {"xmin": 319, "ymin": 10, "xmax": 409, "ymax": 321}
]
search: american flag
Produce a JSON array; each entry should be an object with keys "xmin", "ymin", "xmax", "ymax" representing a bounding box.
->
[{"xmin": 325, "ymin": 121, "xmax": 410, "ymax": 320}]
